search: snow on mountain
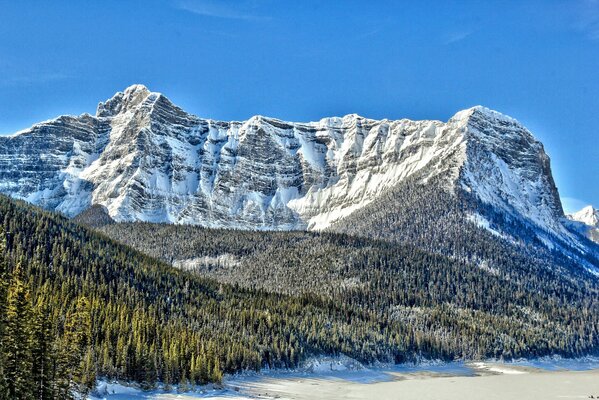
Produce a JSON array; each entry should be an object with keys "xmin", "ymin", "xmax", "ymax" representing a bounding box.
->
[
  {"xmin": 456, "ymin": 107, "xmax": 564, "ymax": 229},
  {"xmin": 0, "ymin": 85, "xmax": 575, "ymax": 244},
  {"xmin": 567, "ymin": 206, "xmax": 599, "ymax": 244},
  {"xmin": 569, "ymin": 206, "xmax": 599, "ymax": 227}
]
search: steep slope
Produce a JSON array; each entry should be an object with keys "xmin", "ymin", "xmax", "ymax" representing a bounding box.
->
[
  {"xmin": 0, "ymin": 84, "xmax": 595, "ymax": 268},
  {"xmin": 454, "ymin": 107, "xmax": 564, "ymax": 234},
  {"xmin": 0, "ymin": 195, "xmax": 413, "ymax": 393},
  {"xmin": 568, "ymin": 205, "xmax": 599, "ymax": 244},
  {"xmin": 0, "ymin": 85, "xmax": 564, "ymax": 234}
]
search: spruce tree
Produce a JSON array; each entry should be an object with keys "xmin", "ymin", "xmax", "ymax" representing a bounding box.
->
[
  {"xmin": 30, "ymin": 300, "xmax": 55, "ymax": 400},
  {"xmin": 3, "ymin": 262, "xmax": 34, "ymax": 399},
  {"xmin": 60, "ymin": 296, "xmax": 95, "ymax": 396},
  {"xmin": 0, "ymin": 230, "xmax": 9, "ymax": 400}
]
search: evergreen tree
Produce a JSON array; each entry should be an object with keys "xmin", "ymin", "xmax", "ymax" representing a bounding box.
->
[
  {"xmin": 30, "ymin": 300, "xmax": 55, "ymax": 400},
  {"xmin": 3, "ymin": 262, "xmax": 34, "ymax": 399},
  {"xmin": 61, "ymin": 296, "xmax": 95, "ymax": 396},
  {"xmin": 0, "ymin": 229, "xmax": 8, "ymax": 400}
]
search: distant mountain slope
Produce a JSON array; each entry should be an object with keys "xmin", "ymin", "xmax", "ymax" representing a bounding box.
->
[
  {"xmin": 72, "ymin": 204, "xmax": 114, "ymax": 228},
  {"xmin": 570, "ymin": 206, "xmax": 599, "ymax": 227},
  {"xmin": 0, "ymin": 84, "xmax": 594, "ymax": 270},
  {"xmin": 568, "ymin": 206, "xmax": 599, "ymax": 244},
  {"xmin": 97, "ymin": 219, "xmax": 599, "ymax": 362},
  {"xmin": 328, "ymin": 177, "xmax": 599, "ymax": 276}
]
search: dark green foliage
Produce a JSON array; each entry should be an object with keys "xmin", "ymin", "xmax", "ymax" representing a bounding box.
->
[
  {"xmin": 29, "ymin": 300, "xmax": 55, "ymax": 400},
  {"xmin": 3, "ymin": 263, "xmax": 34, "ymax": 399},
  {"xmin": 0, "ymin": 195, "xmax": 423, "ymax": 395},
  {"xmin": 72, "ymin": 204, "xmax": 114, "ymax": 228},
  {"xmin": 1, "ymin": 177, "xmax": 598, "ymax": 397},
  {"xmin": 0, "ymin": 228, "xmax": 8, "ymax": 399},
  {"xmin": 100, "ymin": 189, "xmax": 599, "ymax": 363}
]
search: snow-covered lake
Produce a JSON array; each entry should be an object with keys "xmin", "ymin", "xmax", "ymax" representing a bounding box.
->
[{"xmin": 90, "ymin": 356, "xmax": 599, "ymax": 400}]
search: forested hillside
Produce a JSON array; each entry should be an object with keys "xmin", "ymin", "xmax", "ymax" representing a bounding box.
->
[
  {"xmin": 1, "ymin": 191, "xmax": 598, "ymax": 399},
  {"xmin": 0, "ymin": 196, "xmax": 403, "ymax": 398},
  {"xmin": 330, "ymin": 177, "xmax": 599, "ymax": 275},
  {"xmin": 101, "ymin": 217, "xmax": 599, "ymax": 361}
]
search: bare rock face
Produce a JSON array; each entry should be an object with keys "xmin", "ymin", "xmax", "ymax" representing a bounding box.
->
[{"xmin": 0, "ymin": 85, "xmax": 567, "ymax": 237}]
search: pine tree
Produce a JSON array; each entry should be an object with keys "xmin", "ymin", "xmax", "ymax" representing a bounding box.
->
[
  {"xmin": 60, "ymin": 296, "xmax": 95, "ymax": 396},
  {"xmin": 79, "ymin": 348, "xmax": 96, "ymax": 396},
  {"xmin": 189, "ymin": 353, "xmax": 200, "ymax": 385},
  {"xmin": 30, "ymin": 300, "xmax": 55, "ymax": 400},
  {"xmin": 0, "ymin": 229, "xmax": 9, "ymax": 400},
  {"xmin": 211, "ymin": 357, "xmax": 223, "ymax": 384},
  {"xmin": 3, "ymin": 262, "xmax": 34, "ymax": 399}
]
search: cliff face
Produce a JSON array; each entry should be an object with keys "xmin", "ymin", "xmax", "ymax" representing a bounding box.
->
[{"xmin": 0, "ymin": 85, "xmax": 565, "ymax": 237}]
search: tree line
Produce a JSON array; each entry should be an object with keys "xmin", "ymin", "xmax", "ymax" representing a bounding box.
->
[{"xmin": 1, "ymin": 180, "xmax": 598, "ymax": 399}]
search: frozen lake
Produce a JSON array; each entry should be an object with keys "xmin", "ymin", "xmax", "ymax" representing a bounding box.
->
[{"xmin": 91, "ymin": 356, "xmax": 599, "ymax": 400}]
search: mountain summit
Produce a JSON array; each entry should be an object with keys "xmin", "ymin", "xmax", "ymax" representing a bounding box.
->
[
  {"xmin": 568, "ymin": 205, "xmax": 599, "ymax": 244},
  {"xmin": 96, "ymin": 83, "xmax": 153, "ymax": 117},
  {"xmin": 0, "ymin": 85, "xmax": 595, "ymax": 270},
  {"xmin": 569, "ymin": 205, "xmax": 599, "ymax": 227}
]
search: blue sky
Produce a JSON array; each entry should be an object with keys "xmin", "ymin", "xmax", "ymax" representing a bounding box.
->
[{"xmin": 0, "ymin": 0, "xmax": 597, "ymax": 212}]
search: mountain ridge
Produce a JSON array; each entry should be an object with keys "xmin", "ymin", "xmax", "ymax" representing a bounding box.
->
[
  {"xmin": 0, "ymin": 86, "xmax": 563, "ymax": 228},
  {"xmin": 0, "ymin": 84, "xmax": 596, "ymax": 273}
]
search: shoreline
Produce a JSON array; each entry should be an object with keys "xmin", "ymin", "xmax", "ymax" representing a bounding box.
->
[
  {"xmin": 231, "ymin": 368, "xmax": 599, "ymax": 400},
  {"xmin": 90, "ymin": 356, "xmax": 599, "ymax": 399}
]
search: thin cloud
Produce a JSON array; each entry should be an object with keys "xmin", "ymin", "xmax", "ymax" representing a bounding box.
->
[
  {"xmin": 443, "ymin": 29, "xmax": 474, "ymax": 45},
  {"xmin": 356, "ymin": 27, "xmax": 384, "ymax": 40},
  {"xmin": 175, "ymin": 0, "xmax": 270, "ymax": 21}
]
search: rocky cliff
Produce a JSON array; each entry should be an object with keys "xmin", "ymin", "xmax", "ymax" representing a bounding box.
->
[{"xmin": 0, "ymin": 85, "xmax": 570, "ymax": 240}]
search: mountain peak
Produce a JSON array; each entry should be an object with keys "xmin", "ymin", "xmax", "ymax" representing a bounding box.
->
[
  {"xmin": 0, "ymin": 88, "xmax": 580, "ymax": 252},
  {"xmin": 451, "ymin": 106, "xmax": 520, "ymax": 126},
  {"xmin": 569, "ymin": 205, "xmax": 599, "ymax": 227},
  {"xmin": 96, "ymin": 84, "xmax": 155, "ymax": 118},
  {"xmin": 124, "ymin": 83, "xmax": 151, "ymax": 95}
]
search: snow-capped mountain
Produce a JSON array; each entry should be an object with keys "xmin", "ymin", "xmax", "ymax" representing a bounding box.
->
[
  {"xmin": 569, "ymin": 206, "xmax": 599, "ymax": 227},
  {"xmin": 567, "ymin": 206, "xmax": 599, "ymax": 244},
  {"xmin": 0, "ymin": 85, "xmax": 577, "ymax": 244}
]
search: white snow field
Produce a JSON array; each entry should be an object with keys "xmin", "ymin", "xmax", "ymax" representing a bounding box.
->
[{"xmin": 89, "ymin": 357, "xmax": 599, "ymax": 400}]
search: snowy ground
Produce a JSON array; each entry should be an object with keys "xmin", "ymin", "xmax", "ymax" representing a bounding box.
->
[{"xmin": 89, "ymin": 356, "xmax": 599, "ymax": 400}]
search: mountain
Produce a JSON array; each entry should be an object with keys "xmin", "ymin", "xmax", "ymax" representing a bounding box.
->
[
  {"xmin": 0, "ymin": 86, "xmax": 559, "ymax": 226},
  {"xmin": 0, "ymin": 85, "xmax": 598, "ymax": 395},
  {"xmin": 0, "ymin": 84, "xmax": 596, "ymax": 271},
  {"xmin": 567, "ymin": 205, "xmax": 599, "ymax": 244},
  {"xmin": 569, "ymin": 205, "xmax": 599, "ymax": 227}
]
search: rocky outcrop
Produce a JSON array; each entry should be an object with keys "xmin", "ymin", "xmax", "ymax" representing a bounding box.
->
[{"xmin": 0, "ymin": 85, "xmax": 567, "ymax": 238}]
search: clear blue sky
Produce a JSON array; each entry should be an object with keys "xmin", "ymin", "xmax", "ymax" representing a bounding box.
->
[{"xmin": 0, "ymin": 0, "xmax": 597, "ymax": 212}]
